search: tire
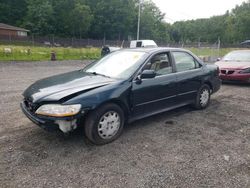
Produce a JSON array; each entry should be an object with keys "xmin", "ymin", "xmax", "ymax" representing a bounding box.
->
[
  {"xmin": 193, "ymin": 84, "xmax": 211, "ymax": 110},
  {"xmin": 84, "ymin": 103, "xmax": 125, "ymax": 145}
]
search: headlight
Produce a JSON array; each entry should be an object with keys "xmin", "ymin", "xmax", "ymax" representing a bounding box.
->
[
  {"xmin": 240, "ymin": 68, "xmax": 250, "ymax": 74},
  {"xmin": 36, "ymin": 104, "xmax": 82, "ymax": 117}
]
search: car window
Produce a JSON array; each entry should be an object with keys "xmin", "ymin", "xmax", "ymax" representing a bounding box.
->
[
  {"xmin": 136, "ymin": 42, "xmax": 142, "ymax": 47},
  {"xmin": 172, "ymin": 52, "xmax": 200, "ymax": 72},
  {"xmin": 84, "ymin": 51, "xmax": 147, "ymax": 79},
  {"xmin": 143, "ymin": 52, "xmax": 173, "ymax": 76},
  {"xmin": 223, "ymin": 51, "xmax": 250, "ymax": 62}
]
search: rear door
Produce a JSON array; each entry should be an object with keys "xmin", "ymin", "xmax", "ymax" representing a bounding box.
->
[
  {"xmin": 171, "ymin": 51, "xmax": 203, "ymax": 103},
  {"xmin": 131, "ymin": 51, "xmax": 177, "ymax": 119}
]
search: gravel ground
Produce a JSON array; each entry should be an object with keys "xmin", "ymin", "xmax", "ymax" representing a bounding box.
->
[{"xmin": 0, "ymin": 61, "xmax": 250, "ymax": 188}]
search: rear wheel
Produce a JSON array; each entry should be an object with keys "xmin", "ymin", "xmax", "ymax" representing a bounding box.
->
[
  {"xmin": 193, "ymin": 84, "xmax": 211, "ymax": 109},
  {"xmin": 84, "ymin": 103, "xmax": 124, "ymax": 145}
]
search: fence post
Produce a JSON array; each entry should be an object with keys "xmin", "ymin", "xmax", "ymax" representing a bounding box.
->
[
  {"xmin": 9, "ymin": 32, "xmax": 11, "ymax": 43},
  {"xmin": 32, "ymin": 34, "xmax": 34, "ymax": 47},
  {"xmin": 103, "ymin": 32, "xmax": 106, "ymax": 46},
  {"xmin": 52, "ymin": 35, "xmax": 55, "ymax": 47}
]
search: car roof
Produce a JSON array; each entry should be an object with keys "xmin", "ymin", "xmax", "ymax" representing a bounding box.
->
[{"xmin": 121, "ymin": 47, "xmax": 188, "ymax": 53}]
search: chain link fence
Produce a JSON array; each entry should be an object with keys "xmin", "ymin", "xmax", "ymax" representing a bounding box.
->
[
  {"xmin": 0, "ymin": 34, "xmax": 131, "ymax": 48},
  {"xmin": 0, "ymin": 34, "xmax": 246, "ymax": 62}
]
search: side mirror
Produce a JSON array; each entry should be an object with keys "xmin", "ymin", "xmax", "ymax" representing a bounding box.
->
[
  {"xmin": 216, "ymin": 58, "xmax": 221, "ymax": 62},
  {"xmin": 140, "ymin": 70, "xmax": 156, "ymax": 79}
]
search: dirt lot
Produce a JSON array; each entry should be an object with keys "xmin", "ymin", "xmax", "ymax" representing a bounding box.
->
[{"xmin": 0, "ymin": 61, "xmax": 250, "ymax": 188}]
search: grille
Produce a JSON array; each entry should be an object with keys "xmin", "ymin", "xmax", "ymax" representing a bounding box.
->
[
  {"xmin": 221, "ymin": 70, "xmax": 235, "ymax": 75},
  {"xmin": 24, "ymin": 98, "xmax": 38, "ymax": 113},
  {"xmin": 221, "ymin": 70, "xmax": 226, "ymax": 74}
]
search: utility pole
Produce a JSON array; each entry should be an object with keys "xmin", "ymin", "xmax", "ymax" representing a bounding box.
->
[
  {"xmin": 137, "ymin": 0, "xmax": 142, "ymax": 40},
  {"xmin": 217, "ymin": 37, "xmax": 221, "ymax": 58}
]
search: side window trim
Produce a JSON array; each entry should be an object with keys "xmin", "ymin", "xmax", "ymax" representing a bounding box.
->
[
  {"xmin": 132, "ymin": 50, "xmax": 178, "ymax": 82},
  {"xmin": 171, "ymin": 51, "xmax": 202, "ymax": 73},
  {"xmin": 144, "ymin": 51, "xmax": 174, "ymax": 77}
]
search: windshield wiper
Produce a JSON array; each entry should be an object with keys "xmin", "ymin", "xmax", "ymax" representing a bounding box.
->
[{"xmin": 88, "ymin": 72, "xmax": 111, "ymax": 78}]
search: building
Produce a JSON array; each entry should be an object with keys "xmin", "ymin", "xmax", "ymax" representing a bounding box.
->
[{"xmin": 0, "ymin": 23, "xmax": 29, "ymax": 37}]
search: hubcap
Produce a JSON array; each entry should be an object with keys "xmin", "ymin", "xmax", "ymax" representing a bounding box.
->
[
  {"xmin": 98, "ymin": 111, "xmax": 121, "ymax": 139},
  {"xmin": 200, "ymin": 89, "xmax": 209, "ymax": 107}
]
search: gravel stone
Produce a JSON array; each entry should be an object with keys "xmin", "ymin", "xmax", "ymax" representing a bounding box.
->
[{"xmin": 0, "ymin": 61, "xmax": 250, "ymax": 188}]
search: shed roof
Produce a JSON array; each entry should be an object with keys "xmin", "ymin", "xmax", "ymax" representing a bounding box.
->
[{"xmin": 0, "ymin": 23, "xmax": 29, "ymax": 32}]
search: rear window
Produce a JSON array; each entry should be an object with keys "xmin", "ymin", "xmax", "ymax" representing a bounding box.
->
[{"xmin": 172, "ymin": 52, "xmax": 200, "ymax": 72}]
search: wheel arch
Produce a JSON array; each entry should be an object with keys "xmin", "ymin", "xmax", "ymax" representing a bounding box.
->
[
  {"xmin": 94, "ymin": 99, "xmax": 130, "ymax": 121},
  {"xmin": 203, "ymin": 80, "xmax": 213, "ymax": 93}
]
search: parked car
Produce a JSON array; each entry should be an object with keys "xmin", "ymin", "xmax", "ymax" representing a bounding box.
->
[
  {"xmin": 101, "ymin": 40, "xmax": 157, "ymax": 57},
  {"xmin": 21, "ymin": 48, "xmax": 221, "ymax": 145},
  {"xmin": 130, "ymin": 40, "xmax": 158, "ymax": 48},
  {"xmin": 215, "ymin": 50, "xmax": 250, "ymax": 83},
  {"xmin": 240, "ymin": 40, "xmax": 250, "ymax": 47}
]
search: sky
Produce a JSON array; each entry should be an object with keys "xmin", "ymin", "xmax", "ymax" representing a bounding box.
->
[{"xmin": 152, "ymin": 0, "xmax": 247, "ymax": 23}]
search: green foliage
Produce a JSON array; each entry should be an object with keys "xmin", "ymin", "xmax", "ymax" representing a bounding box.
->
[
  {"xmin": 67, "ymin": 2, "xmax": 93, "ymax": 38},
  {"xmin": 89, "ymin": 0, "xmax": 137, "ymax": 40},
  {"xmin": 0, "ymin": 44, "xmax": 240, "ymax": 61},
  {"xmin": 0, "ymin": 0, "xmax": 27, "ymax": 25},
  {"xmin": 140, "ymin": 0, "xmax": 170, "ymax": 42},
  {"xmin": 171, "ymin": 1, "xmax": 250, "ymax": 44},
  {"xmin": 24, "ymin": 0, "xmax": 54, "ymax": 35},
  {"xmin": 0, "ymin": 45, "xmax": 101, "ymax": 61},
  {"xmin": 0, "ymin": 0, "xmax": 249, "ymax": 44}
]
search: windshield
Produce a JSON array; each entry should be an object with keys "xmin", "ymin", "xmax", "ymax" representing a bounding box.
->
[
  {"xmin": 223, "ymin": 51, "xmax": 250, "ymax": 62},
  {"xmin": 84, "ymin": 51, "xmax": 146, "ymax": 79}
]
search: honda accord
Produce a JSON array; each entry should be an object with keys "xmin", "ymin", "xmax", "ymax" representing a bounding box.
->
[{"xmin": 21, "ymin": 48, "xmax": 221, "ymax": 145}]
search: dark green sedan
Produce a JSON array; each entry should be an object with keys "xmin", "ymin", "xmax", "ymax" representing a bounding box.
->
[{"xmin": 21, "ymin": 48, "xmax": 221, "ymax": 145}]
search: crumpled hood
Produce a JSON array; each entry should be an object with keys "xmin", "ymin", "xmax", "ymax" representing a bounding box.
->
[
  {"xmin": 23, "ymin": 70, "xmax": 117, "ymax": 103},
  {"xmin": 215, "ymin": 61, "xmax": 250, "ymax": 69}
]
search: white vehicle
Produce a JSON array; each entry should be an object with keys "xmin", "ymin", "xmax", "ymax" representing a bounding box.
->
[{"xmin": 130, "ymin": 40, "xmax": 158, "ymax": 48}]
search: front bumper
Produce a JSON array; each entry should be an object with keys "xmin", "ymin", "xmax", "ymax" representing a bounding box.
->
[
  {"xmin": 21, "ymin": 101, "xmax": 60, "ymax": 131},
  {"xmin": 21, "ymin": 101, "xmax": 83, "ymax": 132},
  {"xmin": 219, "ymin": 72, "xmax": 250, "ymax": 83},
  {"xmin": 212, "ymin": 77, "xmax": 221, "ymax": 93}
]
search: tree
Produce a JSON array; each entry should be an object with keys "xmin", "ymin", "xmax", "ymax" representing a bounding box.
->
[
  {"xmin": 0, "ymin": 0, "xmax": 27, "ymax": 25},
  {"xmin": 140, "ymin": 0, "xmax": 167, "ymax": 41},
  {"xmin": 231, "ymin": 1, "xmax": 250, "ymax": 42},
  {"xmin": 67, "ymin": 2, "xmax": 93, "ymax": 38},
  {"xmin": 23, "ymin": 0, "xmax": 54, "ymax": 35},
  {"xmin": 88, "ymin": 0, "xmax": 137, "ymax": 40},
  {"xmin": 0, "ymin": 0, "xmax": 249, "ymax": 44}
]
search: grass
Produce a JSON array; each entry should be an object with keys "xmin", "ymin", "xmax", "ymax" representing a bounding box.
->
[
  {"xmin": 0, "ymin": 44, "xmax": 244, "ymax": 61},
  {"xmin": 0, "ymin": 45, "xmax": 101, "ymax": 61},
  {"xmin": 188, "ymin": 47, "xmax": 241, "ymax": 57}
]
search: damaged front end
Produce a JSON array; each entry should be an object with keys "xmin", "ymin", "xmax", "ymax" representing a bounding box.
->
[
  {"xmin": 21, "ymin": 100, "xmax": 86, "ymax": 134},
  {"xmin": 20, "ymin": 68, "xmax": 118, "ymax": 134},
  {"xmin": 55, "ymin": 119, "xmax": 77, "ymax": 133}
]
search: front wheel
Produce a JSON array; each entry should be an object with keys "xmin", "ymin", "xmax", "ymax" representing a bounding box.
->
[
  {"xmin": 193, "ymin": 84, "xmax": 211, "ymax": 110},
  {"xmin": 84, "ymin": 103, "xmax": 125, "ymax": 145}
]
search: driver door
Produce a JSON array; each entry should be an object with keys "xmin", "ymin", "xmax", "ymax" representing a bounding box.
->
[{"xmin": 131, "ymin": 51, "xmax": 178, "ymax": 119}]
